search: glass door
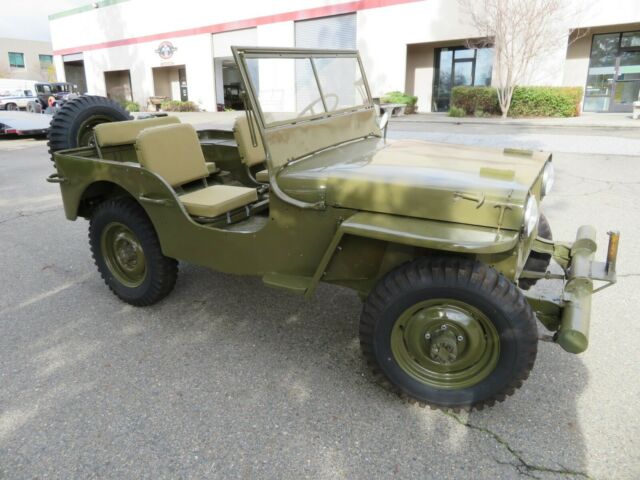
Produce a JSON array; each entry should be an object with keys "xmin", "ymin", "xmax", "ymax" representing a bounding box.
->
[
  {"xmin": 453, "ymin": 60, "xmax": 473, "ymax": 87},
  {"xmin": 584, "ymin": 31, "xmax": 640, "ymax": 112},
  {"xmin": 611, "ymin": 45, "xmax": 640, "ymax": 112},
  {"xmin": 432, "ymin": 46, "xmax": 494, "ymax": 111}
]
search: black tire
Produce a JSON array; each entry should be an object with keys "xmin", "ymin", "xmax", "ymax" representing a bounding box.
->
[
  {"xmin": 518, "ymin": 214, "xmax": 553, "ymax": 290},
  {"xmin": 47, "ymin": 95, "xmax": 132, "ymax": 162},
  {"xmin": 360, "ymin": 257, "xmax": 538, "ymax": 411},
  {"xmin": 5, "ymin": 103, "xmax": 17, "ymax": 111},
  {"xmin": 89, "ymin": 198, "xmax": 178, "ymax": 306}
]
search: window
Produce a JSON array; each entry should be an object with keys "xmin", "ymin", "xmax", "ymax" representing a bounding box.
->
[
  {"xmin": 39, "ymin": 54, "xmax": 53, "ymax": 69},
  {"xmin": 8, "ymin": 52, "xmax": 25, "ymax": 69},
  {"xmin": 295, "ymin": 14, "xmax": 356, "ymax": 49},
  {"xmin": 35, "ymin": 84, "xmax": 52, "ymax": 95}
]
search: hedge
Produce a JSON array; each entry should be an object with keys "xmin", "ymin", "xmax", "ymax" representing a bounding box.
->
[
  {"xmin": 160, "ymin": 100, "xmax": 199, "ymax": 112},
  {"xmin": 120, "ymin": 100, "xmax": 140, "ymax": 112},
  {"xmin": 450, "ymin": 86, "xmax": 500, "ymax": 116},
  {"xmin": 381, "ymin": 91, "xmax": 418, "ymax": 106},
  {"xmin": 450, "ymin": 86, "xmax": 583, "ymax": 117}
]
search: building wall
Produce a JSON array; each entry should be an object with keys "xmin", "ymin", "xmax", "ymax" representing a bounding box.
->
[
  {"xmin": 0, "ymin": 38, "xmax": 54, "ymax": 81},
  {"xmin": 48, "ymin": 0, "xmax": 640, "ymax": 112}
]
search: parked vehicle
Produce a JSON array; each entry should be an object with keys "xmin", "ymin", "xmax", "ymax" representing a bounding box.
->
[
  {"xmin": 46, "ymin": 47, "xmax": 619, "ymax": 411},
  {"xmin": 19, "ymin": 82, "xmax": 81, "ymax": 114},
  {"xmin": 0, "ymin": 89, "xmax": 38, "ymax": 111}
]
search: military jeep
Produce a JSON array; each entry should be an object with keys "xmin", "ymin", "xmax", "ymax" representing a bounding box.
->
[{"xmin": 47, "ymin": 47, "xmax": 618, "ymax": 411}]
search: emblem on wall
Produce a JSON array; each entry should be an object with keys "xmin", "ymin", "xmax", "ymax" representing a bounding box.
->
[{"xmin": 155, "ymin": 41, "xmax": 178, "ymax": 59}]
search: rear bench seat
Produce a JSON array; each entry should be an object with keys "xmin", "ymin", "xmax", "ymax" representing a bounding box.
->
[
  {"xmin": 135, "ymin": 123, "xmax": 257, "ymax": 218},
  {"xmin": 93, "ymin": 116, "xmax": 217, "ymax": 174}
]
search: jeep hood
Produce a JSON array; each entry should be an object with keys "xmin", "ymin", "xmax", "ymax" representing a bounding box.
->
[{"xmin": 277, "ymin": 138, "xmax": 550, "ymax": 231}]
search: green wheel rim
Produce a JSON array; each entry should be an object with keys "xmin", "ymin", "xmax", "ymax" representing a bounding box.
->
[
  {"xmin": 391, "ymin": 299, "xmax": 500, "ymax": 389},
  {"xmin": 77, "ymin": 115, "xmax": 114, "ymax": 147},
  {"xmin": 100, "ymin": 222, "xmax": 147, "ymax": 288}
]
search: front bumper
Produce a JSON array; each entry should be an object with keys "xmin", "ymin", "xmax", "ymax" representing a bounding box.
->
[{"xmin": 523, "ymin": 226, "xmax": 619, "ymax": 354}]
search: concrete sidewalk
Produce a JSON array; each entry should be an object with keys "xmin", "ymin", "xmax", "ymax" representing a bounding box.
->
[{"xmin": 391, "ymin": 112, "xmax": 640, "ymax": 129}]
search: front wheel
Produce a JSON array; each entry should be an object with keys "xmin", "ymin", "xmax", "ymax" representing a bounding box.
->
[
  {"xmin": 360, "ymin": 257, "xmax": 538, "ymax": 411},
  {"xmin": 89, "ymin": 198, "xmax": 178, "ymax": 306}
]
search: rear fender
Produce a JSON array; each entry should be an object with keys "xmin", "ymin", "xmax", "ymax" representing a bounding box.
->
[{"xmin": 53, "ymin": 151, "xmax": 182, "ymax": 220}]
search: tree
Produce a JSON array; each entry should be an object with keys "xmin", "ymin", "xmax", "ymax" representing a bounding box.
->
[{"xmin": 459, "ymin": 0, "xmax": 588, "ymax": 117}]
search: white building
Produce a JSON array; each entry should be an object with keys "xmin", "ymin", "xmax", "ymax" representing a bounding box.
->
[{"xmin": 49, "ymin": 0, "xmax": 640, "ymax": 113}]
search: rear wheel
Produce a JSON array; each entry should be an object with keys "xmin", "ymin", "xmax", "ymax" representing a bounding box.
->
[
  {"xmin": 89, "ymin": 198, "xmax": 178, "ymax": 306},
  {"xmin": 47, "ymin": 95, "xmax": 131, "ymax": 161},
  {"xmin": 5, "ymin": 103, "xmax": 17, "ymax": 111},
  {"xmin": 360, "ymin": 257, "xmax": 538, "ymax": 411}
]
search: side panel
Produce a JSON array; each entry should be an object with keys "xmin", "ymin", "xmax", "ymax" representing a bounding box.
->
[{"xmin": 53, "ymin": 153, "xmax": 346, "ymax": 277}]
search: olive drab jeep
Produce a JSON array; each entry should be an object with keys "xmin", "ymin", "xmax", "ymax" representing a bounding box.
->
[{"xmin": 46, "ymin": 47, "xmax": 619, "ymax": 411}]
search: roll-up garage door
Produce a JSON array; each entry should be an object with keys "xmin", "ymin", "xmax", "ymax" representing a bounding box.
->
[{"xmin": 294, "ymin": 13, "xmax": 356, "ymax": 49}]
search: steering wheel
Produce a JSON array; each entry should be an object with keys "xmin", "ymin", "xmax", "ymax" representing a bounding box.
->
[{"xmin": 297, "ymin": 93, "xmax": 339, "ymax": 118}]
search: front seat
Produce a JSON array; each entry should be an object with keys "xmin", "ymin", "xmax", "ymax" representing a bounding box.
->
[{"xmin": 135, "ymin": 123, "xmax": 257, "ymax": 218}]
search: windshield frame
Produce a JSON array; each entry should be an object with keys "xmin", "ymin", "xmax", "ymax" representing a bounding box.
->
[{"xmin": 232, "ymin": 47, "xmax": 373, "ymax": 130}]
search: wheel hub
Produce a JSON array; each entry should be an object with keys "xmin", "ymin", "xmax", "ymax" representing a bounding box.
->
[
  {"xmin": 391, "ymin": 300, "xmax": 500, "ymax": 389},
  {"xmin": 101, "ymin": 222, "xmax": 147, "ymax": 287},
  {"xmin": 114, "ymin": 232, "xmax": 142, "ymax": 270},
  {"xmin": 427, "ymin": 327, "xmax": 460, "ymax": 364}
]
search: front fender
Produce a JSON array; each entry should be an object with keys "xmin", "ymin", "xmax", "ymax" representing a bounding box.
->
[
  {"xmin": 339, "ymin": 212, "xmax": 519, "ymax": 255},
  {"xmin": 306, "ymin": 212, "xmax": 519, "ymax": 297}
]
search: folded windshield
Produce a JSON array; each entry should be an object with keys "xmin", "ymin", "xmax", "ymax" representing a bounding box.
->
[{"xmin": 242, "ymin": 52, "xmax": 370, "ymax": 127}]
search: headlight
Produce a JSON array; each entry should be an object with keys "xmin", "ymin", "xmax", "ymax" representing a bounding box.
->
[
  {"xmin": 523, "ymin": 196, "xmax": 539, "ymax": 236},
  {"xmin": 541, "ymin": 161, "xmax": 554, "ymax": 197}
]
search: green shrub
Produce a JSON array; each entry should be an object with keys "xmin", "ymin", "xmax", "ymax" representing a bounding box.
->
[
  {"xmin": 160, "ymin": 100, "xmax": 199, "ymax": 112},
  {"xmin": 509, "ymin": 86, "xmax": 583, "ymax": 117},
  {"xmin": 450, "ymin": 85, "xmax": 583, "ymax": 117},
  {"xmin": 381, "ymin": 91, "xmax": 418, "ymax": 106},
  {"xmin": 448, "ymin": 106, "xmax": 466, "ymax": 117},
  {"xmin": 120, "ymin": 100, "xmax": 140, "ymax": 112},
  {"xmin": 451, "ymin": 86, "xmax": 500, "ymax": 116}
]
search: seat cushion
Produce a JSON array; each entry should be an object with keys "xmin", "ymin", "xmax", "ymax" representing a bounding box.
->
[
  {"xmin": 255, "ymin": 169, "xmax": 269, "ymax": 183},
  {"xmin": 95, "ymin": 116, "xmax": 180, "ymax": 147},
  {"xmin": 179, "ymin": 185, "xmax": 258, "ymax": 218},
  {"xmin": 233, "ymin": 115, "xmax": 266, "ymax": 166},
  {"xmin": 136, "ymin": 123, "xmax": 208, "ymax": 187}
]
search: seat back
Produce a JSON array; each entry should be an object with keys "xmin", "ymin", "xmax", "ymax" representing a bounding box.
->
[
  {"xmin": 233, "ymin": 114, "xmax": 266, "ymax": 167},
  {"xmin": 94, "ymin": 116, "xmax": 180, "ymax": 147},
  {"xmin": 135, "ymin": 123, "xmax": 208, "ymax": 187}
]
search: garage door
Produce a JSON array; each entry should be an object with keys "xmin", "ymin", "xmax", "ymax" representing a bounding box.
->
[{"xmin": 294, "ymin": 13, "xmax": 356, "ymax": 49}]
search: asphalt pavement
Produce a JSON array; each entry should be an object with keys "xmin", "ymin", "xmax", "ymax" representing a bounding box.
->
[{"xmin": 1, "ymin": 122, "xmax": 639, "ymax": 479}]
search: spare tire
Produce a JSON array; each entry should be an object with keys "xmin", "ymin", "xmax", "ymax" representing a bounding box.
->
[
  {"xmin": 27, "ymin": 101, "xmax": 42, "ymax": 114},
  {"xmin": 47, "ymin": 95, "xmax": 132, "ymax": 162}
]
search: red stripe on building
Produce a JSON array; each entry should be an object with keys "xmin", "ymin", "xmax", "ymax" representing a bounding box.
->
[{"xmin": 53, "ymin": 0, "xmax": 424, "ymax": 55}]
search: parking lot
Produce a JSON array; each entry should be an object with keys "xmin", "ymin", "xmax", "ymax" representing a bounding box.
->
[{"xmin": 1, "ymin": 121, "xmax": 639, "ymax": 479}]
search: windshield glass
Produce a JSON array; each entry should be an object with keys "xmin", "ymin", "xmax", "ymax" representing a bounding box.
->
[{"xmin": 243, "ymin": 53, "xmax": 370, "ymax": 127}]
